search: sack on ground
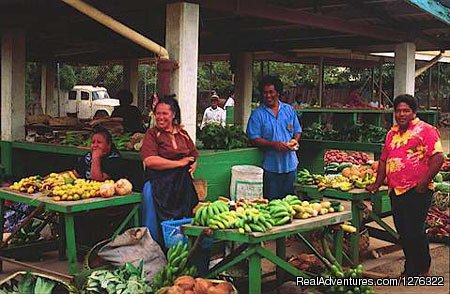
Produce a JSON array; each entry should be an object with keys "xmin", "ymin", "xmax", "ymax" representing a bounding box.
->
[{"xmin": 98, "ymin": 227, "xmax": 166, "ymax": 282}]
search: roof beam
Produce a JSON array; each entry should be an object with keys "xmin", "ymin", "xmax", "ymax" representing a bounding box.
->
[
  {"xmin": 406, "ymin": 0, "xmax": 450, "ymax": 25},
  {"xmin": 199, "ymin": 0, "xmax": 410, "ymax": 42}
]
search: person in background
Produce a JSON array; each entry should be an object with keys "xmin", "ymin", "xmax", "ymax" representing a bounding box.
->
[
  {"xmin": 246, "ymin": 75, "xmax": 302, "ymax": 200},
  {"xmin": 111, "ymin": 89, "xmax": 145, "ymax": 133},
  {"xmin": 140, "ymin": 95, "xmax": 199, "ymax": 245},
  {"xmin": 200, "ymin": 94, "xmax": 226, "ymax": 129},
  {"xmin": 367, "ymin": 94, "xmax": 444, "ymax": 277},
  {"xmin": 224, "ymin": 89, "xmax": 235, "ymax": 109},
  {"xmin": 292, "ymin": 93, "xmax": 303, "ymax": 107},
  {"xmin": 74, "ymin": 126, "xmax": 127, "ymax": 245},
  {"xmin": 74, "ymin": 126, "xmax": 123, "ymax": 181}
]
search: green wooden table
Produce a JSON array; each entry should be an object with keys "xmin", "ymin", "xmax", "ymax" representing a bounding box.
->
[
  {"xmin": 295, "ymin": 185, "xmax": 399, "ymax": 264},
  {"xmin": 0, "ymin": 188, "xmax": 142, "ymax": 274},
  {"xmin": 183, "ymin": 211, "xmax": 351, "ymax": 294}
]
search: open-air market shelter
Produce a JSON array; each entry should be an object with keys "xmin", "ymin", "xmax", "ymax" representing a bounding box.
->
[{"xmin": 1, "ymin": 0, "xmax": 449, "ymax": 141}]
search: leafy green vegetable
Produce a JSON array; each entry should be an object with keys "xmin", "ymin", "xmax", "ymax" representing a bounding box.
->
[
  {"xmin": 198, "ymin": 125, "xmax": 248, "ymax": 150},
  {"xmin": 18, "ymin": 272, "xmax": 34, "ymax": 294},
  {"xmin": 34, "ymin": 277, "xmax": 55, "ymax": 294}
]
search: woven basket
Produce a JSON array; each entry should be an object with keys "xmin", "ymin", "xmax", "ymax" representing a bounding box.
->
[
  {"xmin": 49, "ymin": 117, "xmax": 79, "ymax": 127},
  {"xmin": 0, "ymin": 271, "xmax": 77, "ymax": 293},
  {"xmin": 26, "ymin": 114, "xmax": 51, "ymax": 125},
  {"xmin": 194, "ymin": 179, "xmax": 207, "ymax": 201},
  {"xmin": 83, "ymin": 238, "xmax": 111, "ymax": 271}
]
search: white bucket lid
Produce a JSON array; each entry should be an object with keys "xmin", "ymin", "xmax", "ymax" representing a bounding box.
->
[{"xmin": 231, "ymin": 165, "xmax": 263, "ymax": 175}]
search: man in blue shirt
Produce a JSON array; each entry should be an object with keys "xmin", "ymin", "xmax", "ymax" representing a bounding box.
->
[{"xmin": 246, "ymin": 76, "xmax": 302, "ymax": 199}]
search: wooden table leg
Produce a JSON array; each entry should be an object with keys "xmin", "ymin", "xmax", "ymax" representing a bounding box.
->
[
  {"xmin": 58, "ymin": 215, "xmax": 66, "ymax": 260},
  {"xmin": 0, "ymin": 199, "xmax": 4, "ymax": 272},
  {"xmin": 248, "ymin": 248, "xmax": 262, "ymax": 294},
  {"xmin": 350, "ymin": 200, "xmax": 362, "ymax": 264},
  {"xmin": 133, "ymin": 204, "xmax": 140, "ymax": 227},
  {"xmin": 276, "ymin": 237, "xmax": 286, "ymax": 284},
  {"xmin": 333, "ymin": 228, "xmax": 344, "ymax": 265},
  {"xmin": 64, "ymin": 214, "xmax": 79, "ymax": 274}
]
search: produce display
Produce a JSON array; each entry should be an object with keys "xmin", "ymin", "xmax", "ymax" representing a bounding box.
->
[
  {"xmin": 8, "ymin": 172, "xmax": 133, "ymax": 201},
  {"xmin": 152, "ymin": 241, "xmax": 197, "ymax": 290},
  {"xmin": 192, "ymin": 195, "xmax": 345, "ymax": 234},
  {"xmin": 84, "ymin": 261, "xmax": 151, "ymax": 294},
  {"xmin": 441, "ymin": 154, "xmax": 450, "ymax": 171},
  {"xmin": 0, "ymin": 271, "xmax": 73, "ymax": 294},
  {"xmin": 159, "ymin": 277, "xmax": 235, "ymax": 294},
  {"xmin": 197, "ymin": 125, "xmax": 248, "ymax": 150},
  {"xmin": 60, "ymin": 132, "xmax": 143, "ymax": 152},
  {"xmin": 425, "ymin": 206, "xmax": 449, "ymax": 243},
  {"xmin": 302, "ymin": 123, "xmax": 387, "ymax": 143},
  {"xmin": 324, "ymin": 150, "xmax": 370, "ymax": 165}
]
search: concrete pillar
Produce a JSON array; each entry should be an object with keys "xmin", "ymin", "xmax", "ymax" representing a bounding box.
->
[
  {"xmin": 1, "ymin": 30, "xmax": 26, "ymax": 140},
  {"xmin": 234, "ymin": 52, "xmax": 253, "ymax": 129},
  {"xmin": 40, "ymin": 62, "xmax": 58, "ymax": 116},
  {"xmin": 394, "ymin": 42, "xmax": 416, "ymax": 97},
  {"xmin": 165, "ymin": 2, "xmax": 199, "ymax": 141},
  {"xmin": 123, "ymin": 59, "xmax": 139, "ymax": 105}
]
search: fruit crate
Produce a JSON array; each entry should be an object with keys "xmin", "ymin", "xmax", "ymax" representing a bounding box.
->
[{"xmin": 161, "ymin": 218, "xmax": 193, "ymax": 248}]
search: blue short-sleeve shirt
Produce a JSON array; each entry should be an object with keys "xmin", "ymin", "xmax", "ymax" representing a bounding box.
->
[{"xmin": 246, "ymin": 101, "xmax": 302, "ymax": 173}]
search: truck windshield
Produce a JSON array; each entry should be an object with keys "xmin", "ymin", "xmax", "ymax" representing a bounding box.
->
[{"xmin": 92, "ymin": 90, "xmax": 110, "ymax": 100}]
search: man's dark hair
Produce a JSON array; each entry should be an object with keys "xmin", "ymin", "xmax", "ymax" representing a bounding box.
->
[
  {"xmin": 259, "ymin": 75, "xmax": 283, "ymax": 94},
  {"xmin": 117, "ymin": 89, "xmax": 133, "ymax": 105},
  {"xmin": 156, "ymin": 94, "xmax": 181, "ymax": 124},
  {"xmin": 393, "ymin": 94, "xmax": 418, "ymax": 113}
]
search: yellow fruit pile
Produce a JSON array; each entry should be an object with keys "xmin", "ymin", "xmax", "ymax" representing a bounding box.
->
[
  {"xmin": 9, "ymin": 176, "xmax": 43, "ymax": 194},
  {"xmin": 50, "ymin": 179, "xmax": 114, "ymax": 201}
]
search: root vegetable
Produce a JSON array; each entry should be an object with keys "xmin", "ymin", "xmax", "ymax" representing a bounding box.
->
[{"xmin": 99, "ymin": 183, "xmax": 115, "ymax": 198}]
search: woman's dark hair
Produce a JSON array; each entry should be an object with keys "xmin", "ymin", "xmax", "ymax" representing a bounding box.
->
[
  {"xmin": 117, "ymin": 89, "xmax": 133, "ymax": 105},
  {"xmin": 259, "ymin": 75, "xmax": 283, "ymax": 94},
  {"xmin": 156, "ymin": 94, "xmax": 181, "ymax": 124},
  {"xmin": 92, "ymin": 126, "xmax": 118, "ymax": 153},
  {"xmin": 394, "ymin": 94, "xmax": 418, "ymax": 113}
]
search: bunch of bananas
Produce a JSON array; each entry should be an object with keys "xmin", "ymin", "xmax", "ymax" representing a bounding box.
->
[
  {"xmin": 9, "ymin": 176, "xmax": 43, "ymax": 194},
  {"xmin": 208, "ymin": 211, "xmax": 238, "ymax": 230},
  {"xmin": 41, "ymin": 171, "xmax": 77, "ymax": 191},
  {"xmin": 268, "ymin": 197, "xmax": 296, "ymax": 226},
  {"xmin": 192, "ymin": 200, "xmax": 229, "ymax": 226},
  {"xmin": 315, "ymin": 175, "xmax": 353, "ymax": 192},
  {"xmin": 152, "ymin": 241, "xmax": 197, "ymax": 290},
  {"xmin": 235, "ymin": 207, "xmax": 274, "ymax": 233},
  {"xmin": 297, "ymin": 169, "xmax": 316, "ymax": 185}
]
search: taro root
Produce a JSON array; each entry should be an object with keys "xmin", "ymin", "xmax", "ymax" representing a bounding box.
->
[{"xmin": 174, "ymin": 276, "xmax": 195, "ymax": 291}]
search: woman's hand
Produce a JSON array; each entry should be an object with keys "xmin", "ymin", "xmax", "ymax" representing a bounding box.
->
[
  {"xmin": 91, "ymin": 148, "xmax": 105, "ymax": 159},
  {"xmin": 189, "ymin": 161, "xmax": 197, "ymax": 178},
  {"xmin": 179, "ymin": 156, "xmax": 195, "ymax": 167}
]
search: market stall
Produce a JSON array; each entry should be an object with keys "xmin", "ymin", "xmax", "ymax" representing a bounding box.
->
[
  {"xmin": 177, "ymin": 195, "xmax": 354, "ymax": 294},
  {"xmin": 295, "ymin": 184, "xmax": 397, "ymax": 264},
  {"xmin": 0, "ymin": 183, "xmax": 141, "ymax": 275}
]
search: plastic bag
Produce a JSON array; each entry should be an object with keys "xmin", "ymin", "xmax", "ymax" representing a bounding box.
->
[{"xmin": 98, "ymin": 227, "xmax": 166, "ymax": 282}]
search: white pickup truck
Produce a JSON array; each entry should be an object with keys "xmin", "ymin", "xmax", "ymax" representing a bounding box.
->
[{"xmin": 66, "ymin": 85, "xmax": 120, "ymax": 119}]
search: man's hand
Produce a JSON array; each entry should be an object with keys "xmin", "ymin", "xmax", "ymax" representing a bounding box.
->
[
  {"xmin": 366, "ymin": 183, "xmax": 381, "ymax": 193},
  {"xmin": 179, "ymin": 156, "xmax": 195, "ymax": 167},
  {"xmin": 415, "ymin": 181, "xmax": 429, "ymax": 193},
  {"xmin": 273, "ymin": 142, "xmax": 291, "ymax": 152},
  {"xmin": 286, "ymin": 139, "xmax": 299, "ymax": 151}
]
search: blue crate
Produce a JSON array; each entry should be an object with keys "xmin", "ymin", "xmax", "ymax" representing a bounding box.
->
[{"xmin": 161, "ymin": 218, "xmax": 192, "ymax": 248}]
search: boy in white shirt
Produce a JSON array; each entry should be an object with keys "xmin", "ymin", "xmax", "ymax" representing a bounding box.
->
[{"xmin": 200, "ymin": 94, "xmax": 226, "ymax": 129}]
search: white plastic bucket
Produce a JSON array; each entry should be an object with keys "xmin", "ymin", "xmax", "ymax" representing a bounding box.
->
[{"xmin": 230, "ymin": 165, "xmax": 264, "ymax": 201}]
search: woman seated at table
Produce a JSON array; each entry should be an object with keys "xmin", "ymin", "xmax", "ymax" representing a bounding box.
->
[
  {"xmin": 73, "ymin": 126, "xmax": 123, "ymax": 181},
  {"xmin": 73, "ymin": 126, "xmax": 127, "ymax": 245},
  {"xmin": 140, "ymin": 95, "xmax": 199, "ymax": 244}
]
